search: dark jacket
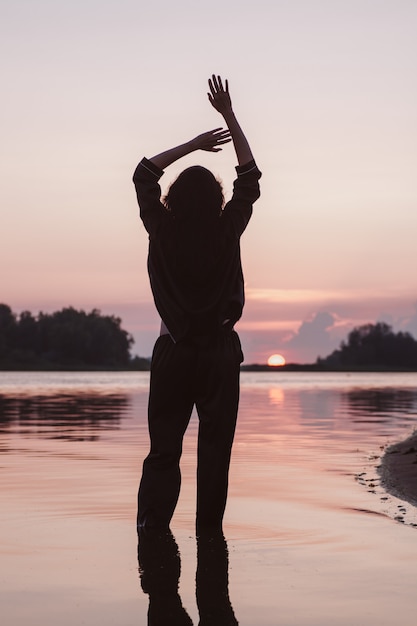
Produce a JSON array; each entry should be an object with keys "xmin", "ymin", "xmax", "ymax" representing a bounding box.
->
[{"xmin": 133, "ymin": 157, "xmax": 261, "ymax": 342}]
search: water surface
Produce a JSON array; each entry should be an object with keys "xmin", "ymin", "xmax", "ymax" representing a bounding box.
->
[{"xmin": 1, "ymin": 371, "xmax": 417, "ymax": 625}]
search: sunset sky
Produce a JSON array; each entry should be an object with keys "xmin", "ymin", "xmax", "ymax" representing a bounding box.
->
[{"xmin": 2, "ymin": 0, "xmax": 417, "ymax": 363}]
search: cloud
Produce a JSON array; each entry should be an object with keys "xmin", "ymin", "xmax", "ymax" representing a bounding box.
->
[
  {"xmin": 246, "ymin": 288, "xmax": 348, "ymax": 304},
  {"xmin": 282, "ymin": 311, "xmax": 341, "ymax": 363},
  {"xmin": 396, "ymin": 302, "xmax": 417, "ymax": 339},
  {"xmin": 245, "ymin": 287, "xmax": 414, "ymax": 306}
]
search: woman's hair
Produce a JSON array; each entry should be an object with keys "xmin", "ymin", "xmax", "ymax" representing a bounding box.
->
[{"xmin": 163, "ymin": 166, "xmax": 224, "ymax": 220}]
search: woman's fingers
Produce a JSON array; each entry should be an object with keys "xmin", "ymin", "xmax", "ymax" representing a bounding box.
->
[
  {"xmin": 212, "ymin": 133, "xmax": 231, "ymax": 145},
  {"xmin": 208, "ymin": 77, "xmax": 216, "ymax": 97},
  {"xmin": 209, "ymin": 128, "xmax": 231, "ymax": 140},
  {"xmin": 194, "ymin": 128, "xmax": 231, "ymax": 151},
  {"xmin": 213, "ymin": 128, "xmax": 231, "ymax": 137},
  {"xmin": 209, "ymin": 75, "xmax": 227, "ymax": 95}
]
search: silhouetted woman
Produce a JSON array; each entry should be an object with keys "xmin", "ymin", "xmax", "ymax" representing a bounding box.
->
[{"xmin": 133, "ymin": 75, "xmax": 261, "ymax": 532}]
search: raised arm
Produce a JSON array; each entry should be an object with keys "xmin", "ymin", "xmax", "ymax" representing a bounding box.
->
[
  {"xmin": 208, "ymin": 75, "xmax": 254, "ymax": 166},
  {"xmin": 147, "ymin": 128, "xmax": 231, "ymax": 170}
]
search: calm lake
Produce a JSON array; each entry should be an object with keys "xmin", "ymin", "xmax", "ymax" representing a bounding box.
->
[{"xmin": 1, "ymin": 371, "xmax": 417, "ymax": 625}]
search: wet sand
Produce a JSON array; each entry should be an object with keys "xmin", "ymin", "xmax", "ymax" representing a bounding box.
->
[{"xmin": 379, "ymin": 430, "xmax": 417, "ymax": 507}]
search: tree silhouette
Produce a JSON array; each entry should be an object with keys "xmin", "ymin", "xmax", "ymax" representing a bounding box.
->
[
  {"xmin": 0, "ymin": 304, "xmax": 139, "ymax": 369},
  {"xmin": 0, "ymin": 304, "xmax": 17, "ymax": 359},
  {"xmin": 318, "ymin": 322, "xmax": 417, "ymax": 369}
]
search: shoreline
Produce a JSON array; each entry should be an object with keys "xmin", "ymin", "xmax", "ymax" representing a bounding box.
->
[{"xmin": 379, "ymin": 431, "xmax": 417, "ymax": 507}]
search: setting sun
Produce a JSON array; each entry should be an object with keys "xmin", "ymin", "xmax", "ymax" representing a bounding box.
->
[{"xmin": 267, "ymin": 354, "xmax": 286, "ymax": 367}]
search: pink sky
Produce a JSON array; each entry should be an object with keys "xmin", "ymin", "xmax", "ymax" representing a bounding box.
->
[{"xmin": 2, "ymin": 0, "xmax": 417, "ymax": 363}]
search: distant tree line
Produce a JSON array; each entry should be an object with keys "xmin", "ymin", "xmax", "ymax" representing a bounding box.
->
[
  {"xmin": 0, "ymin": 304, "xmax": 150, "ymax": 370},
  {"xmin": 2, "ymin": 305, "xmax": 416, "ymax": 371},
  {"xmin": 317, "ymin": 322, "xmax": 417, "ymax": 369}
]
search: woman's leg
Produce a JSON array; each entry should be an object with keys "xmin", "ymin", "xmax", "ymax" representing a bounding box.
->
[
  {"xmin": 138, "ymin": 336, "xmax": 195, "ymax": 529},
  {"xmin": 195, "ymin": 331, "xmax": 243, "ymax": 530}
]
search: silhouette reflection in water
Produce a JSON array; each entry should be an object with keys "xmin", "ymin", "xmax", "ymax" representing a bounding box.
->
[
  {"xmin": 344, "ymin": 387, "xmax": 417, "ymax": 419},
  {"xmin": 138, "ymin": 529, "xmax": 238, "ymax": 625},
  {"xmin": 0, "ymin": 393, "xmax": 129, "ymax": 441},
  {"xmin": 196, "ymin": 531, "xmax": 238, "ymax": 626}
]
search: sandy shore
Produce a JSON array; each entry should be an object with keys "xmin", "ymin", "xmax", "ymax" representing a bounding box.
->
[{"xmin": 379, "ymin": 430, "xmax": 417, "ymax": 507}]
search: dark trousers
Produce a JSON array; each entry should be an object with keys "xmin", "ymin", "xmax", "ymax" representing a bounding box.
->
[{"xmin": 138, "ymin": 330, "xmax": 243, "ymax": 530}]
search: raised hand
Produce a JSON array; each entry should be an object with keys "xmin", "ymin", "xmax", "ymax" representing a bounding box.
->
[
  {"xmin": 145, "ymin": 75, "xmax": 252, "ymax": 171},
  {"xmin": 208, "ymin": 75, "xmax": 233, "ymax": 117},
  {"xmin": 190, "ymin": 128, "xmax": 231, "ymax": 152},
  {"xmin": 207, "ymin": 74, "xmax": 254, "ymax": 165}
]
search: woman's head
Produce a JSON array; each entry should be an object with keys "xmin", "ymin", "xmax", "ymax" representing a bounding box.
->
[{"xmin": 163, "ymin": 166, "xmax": 224, "ymax": 220}]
